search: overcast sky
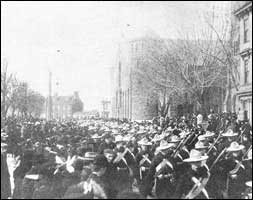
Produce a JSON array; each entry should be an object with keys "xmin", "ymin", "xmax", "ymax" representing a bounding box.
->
[{"xmin": 1, "ymin": 1, "xmax": 230, "ymax": 110}]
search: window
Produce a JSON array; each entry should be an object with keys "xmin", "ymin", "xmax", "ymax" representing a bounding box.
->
[
  {"xmin": 244, "ymin": 58, "xmax": 249, "ymax": 84},
  {"xmin": 243, "ymin": 17, "xmax": 249, "ymax": 43}
]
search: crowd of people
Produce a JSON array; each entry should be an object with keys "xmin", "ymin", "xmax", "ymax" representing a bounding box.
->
[{"xmin": 1, "ymin": 112, "xmax": 252, "ymax": 199}]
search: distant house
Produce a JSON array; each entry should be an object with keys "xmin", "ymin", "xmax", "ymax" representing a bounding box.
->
[
  {"xmin": 44, "ymin": 91, "xmax": 83, "ymax": 120},
  {"xmin": 101, "ymin": 100, "xmax": 111, "ymax": 118}
]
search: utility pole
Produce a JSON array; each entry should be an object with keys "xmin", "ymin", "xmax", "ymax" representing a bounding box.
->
[{"xmin": 47, "ymin": 71, "xmax": 52, "ymax": 121}]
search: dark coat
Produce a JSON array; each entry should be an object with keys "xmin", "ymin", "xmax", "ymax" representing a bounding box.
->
[
  {"xmin": 1, "ymin": 153, "xmax": 11, "ymax": 199},
  {"xmin": 173, "ymin": 165, "xmax": 209, "ymax": 199},
  {"xmin": 140, "ymin": 152, "xmax": 176, "ymax": 198}
]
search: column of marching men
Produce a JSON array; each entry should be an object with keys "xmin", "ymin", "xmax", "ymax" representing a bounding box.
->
[{"xmin": 1, "ymin": 113, "xmax": 252, "ymax": 199}]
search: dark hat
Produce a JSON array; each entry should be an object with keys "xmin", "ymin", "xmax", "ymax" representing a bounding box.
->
[{"xmin": 93, "ymin": 155, "xmax": 108, "ymax": 168}]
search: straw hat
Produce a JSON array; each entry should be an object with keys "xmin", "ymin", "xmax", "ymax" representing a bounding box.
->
[
  {"xmin": 138, "ymin": 138, "xmax": 152, "ymax": 146},
  {"xmin": 222, "ymin": 129, "xmax": 238, "ymax": 137},
  {"xmin": 1, "ymin": 132, "xmax": 8, "ymax": 138},
  {"xmin": 103, "ymin": 149, "xmax": 115, "ymax": 155},
  {"xmin": 195, "ymin": 141, "xmax": 209, "ymax": 150},
  {"xmin": 1, "ymin": 143, "xmax": 8, "ymax": 148},
  {"xmin": 112, "ymin": 129, "xmax": 120, "ymax": 135},
  {"xmin": 157, "ymin": 140, "xmax": 176, "ymax": 151},
  {"xmin": 35, "ymin": 121, "xmax": 40, "ymax": 126},
  {"xmin": 183, "ymin": 149, "xmax": 209, "ymax": 163},
  {"xmin": 168, "ymin": 135, "xmax": 181, "ymax": 143},
  {"xmin": 104, "ymin": 127, "xmax": 111, "ymax": 132},
  {"xmin": 152, "ymin": 134, "xmax": 164, "ymax": 142},
  {"xmin": 166, "ymin": 126, "xmax": 174, "ymax": 132},
  {"xmin": 25, "ymin": 174, "xmax": 41, "ymax": 180},
  {"xmin": 83, "ymin": 152, "xmax": 98, "ymax": 161},
  {"xmin": 88, "ymin": 126, "xmax": 96, "ymax": 131},
  {"xmin": 226, "ymin": 141, "xmax": 244, "ymax": 152},
  {"xmin": 246, "ymin": 181, "xmax": 252, "ymax": 188},
  {"xmin": 115, "ymin": 135, "xmax": 124, "ymax": 143},
  {"xmin": 201, "ymin": 131, "xmax": 215, "ymax": 138},
  {"xmin": 244, "ymin": 149, "xmax": 252, "ymax": 161},
  {"xmin": 123, "ymin": 134, "xmax": 132, "ymax": 142},
  {"xmin": 129, "ymin": 129, "xmax": 136, "ymax": 134},
  {"xmin": 92, "ymin": 134, "xmax": 102, "ymax": 139}
]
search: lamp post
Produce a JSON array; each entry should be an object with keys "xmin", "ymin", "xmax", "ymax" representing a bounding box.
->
[{"xmin": 46, "ymin": 49, "xmax": 62, "ymax": 121}]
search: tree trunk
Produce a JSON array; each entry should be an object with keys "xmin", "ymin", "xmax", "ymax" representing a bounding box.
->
[{"xmin": 223, "ymin": 69, "xmax": 231, "ymax": 112}]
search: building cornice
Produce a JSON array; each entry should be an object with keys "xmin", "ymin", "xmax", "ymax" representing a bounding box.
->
[
  {"xmin": 240, "ymin": 47, "xmax": 252, "ymax": 57},
  {"xmin": 234, "ymin": 2, "xmax": 252, "ymax": 18}
]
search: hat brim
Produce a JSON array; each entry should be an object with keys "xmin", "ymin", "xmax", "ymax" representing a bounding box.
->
[
  {"xmin": 183, "ymin": 155, "xmax": 209, "ymax": 162},
  {"xmin": 226, "ymin": 145, "xmax": 244, "ymax": 152},
  {"xmin": 138, "ymin": 141, "xmax": 152, "ymax": 146},
  {"xmin": 246, "ymin": 181, "xmax": 252, "ymax": 187},
  {"xmin": 25, "ymin": 174, "xmax": 40, "ymax": 180},
  {"xmin": 195, "ymin": 145, "xmax": 209, "ymax": 150},
  {"xmin": 222, "ymin": 133, "xmax": 238, "ymax": 137},
  {"xmin": 169, "ymin": 140, "xmax": 181, "ymax": 143},
  {"xmin": 202, "ymin": 133, "xmax": 215, "ymax": 138},
  {"xmin": 157, "ymin": 144, "xmax": 175, "ymax": 151}
]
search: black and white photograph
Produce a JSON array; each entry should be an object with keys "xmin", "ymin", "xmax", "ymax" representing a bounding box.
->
[{"xmin": 1, "ymin": 1, "xmax": 252, "ymax": 199}]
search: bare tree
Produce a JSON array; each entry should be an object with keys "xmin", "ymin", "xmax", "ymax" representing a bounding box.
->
[
  {"xmin": 203, "ymin": 4, "xmax": 240, "ymax": 112},
  {"xmin": 1, "ymin": 58, "xmax": 17, "ymax": 123},
  {"xmin": 133, "ymin": 37, "xmax": 185, "ymax": 117},
  {"xmin": 134, "ymin": 22, "xmax": 230, "ymax": 116}
]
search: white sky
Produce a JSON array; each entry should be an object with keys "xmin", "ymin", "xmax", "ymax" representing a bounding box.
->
[{"xmin": 1, "ymin": 1, "xmax": 231, "ymax": 110}]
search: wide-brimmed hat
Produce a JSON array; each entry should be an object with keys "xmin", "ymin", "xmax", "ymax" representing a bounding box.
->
[
  {"xmin": 35, "ymin": 121, "xmax": 40, "ymax": 126},
  {"xmin": 88, "ymin": 126, "xmax": 96, "ymax": 131},
  {"xmin": 137, "ymin": 128, "xmax": 146, "ymax": 134},
  {"xmin": 104, "ymin": 127, "xmax": 111, "ymax": 132},
  {"xmin": 123, "ymin": 134, "xmax": 132, "ymax": 142},
  {"xmin": 112, "ymin": 129, "xmax": 120, "ymax": 135},
  {"xmin": 179, "ymin": 131, "xmax": 190, "ymax": 139},
  {"xmin": 246, "ymin": 181, "xmax": 252, "ymax": 188},
  {"xmin": 1, "ymin": 132, "xmax": 8, "ymax": 138},
  {"xmin": 195, "ymin": 141, "xmax": 209, "ymax": 150},
  {"xmin": 1, "ymin": 143, "xmax": 8, "ymax": 148},
  {"xmin": 222, "ymin": 129, "xmax": 238, "ymax": 137},
  {"xmin": 183, "ymin": 149, "xmax": 209, "ymax": 163},
  {"xmin": 201, "ymin": 131, "xmax": 215, "ymax": 138},
  {"xmin": 25, "ymin": 174, "xmax": 41, "ymax": 180},
  {"xmin": 226, "ymin": 141, "xmax": 245, "ymax": 152},
  {"xmin": 152, "ymin": 134, "xmax": 164, "ymax": 142},
  {"xmin": 168, "ymin": 135, "xmax": 181, "ymax": 143},
  {"xmin": 166, "ymin": 126, "xmax": 174, "ymax": 132},
  {"xmin": 129, "ymin": 128, "xmax": 136, "ymax": 134},
  {"xmin": 115, "ymin": 135, "xmax": 124, "ymax": 143},
  {"xmin": 92, "ymin": 134, "xmax": 102, "ymax": 139},
  {"xmin": 157, "ymin": 140, "xmax": 176, "ymax": 151},
  {"xmin": 244, "ymin": 149, "xmax": 252, "ymax": 161},
  {"xmin": 103, "ymin": 149, "xmax": 115, "ymax": 155},
  {"xmin": 83, "ymin": 152, "xmax": 98, "ymax": 161},
  {"xmin": 138, "ymin": 138, "xmax": 152, "ymax": 146}
]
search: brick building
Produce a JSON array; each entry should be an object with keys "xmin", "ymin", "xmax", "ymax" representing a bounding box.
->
[
  {"xmin": 45, "ymin": 91, "xmax": 83, "ymax": 120},
  {"xmin": 111, "ymin": 38, "xmax": 158, "ymax": 120},
  {"xmin": 231, "ymin": 1, "xmax": 252, "ymax": 124}
]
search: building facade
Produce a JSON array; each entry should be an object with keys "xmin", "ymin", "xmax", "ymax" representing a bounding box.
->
[
  {"xmin": 101, "ymin": 100, "xmax": 111, "ymax": 118},
  {"xmin": 111, "ymin": 38, "xmax": 158, "ymax": 120},
  {"xmin": 111, "ymin": 37, "xmax": 225, "ymax": 120},
  {"xmin": 45, "ymin": 91, "xmax": 83, "ymax": 120},
  {"xmin": 231, "ymin": 1, "xmax": 252, "ymax": 124}
]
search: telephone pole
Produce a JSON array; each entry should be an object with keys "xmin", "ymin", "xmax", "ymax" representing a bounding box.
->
[{"xmin": 47, "ymin": 71, "xmax": 52, "ymax": 120}]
